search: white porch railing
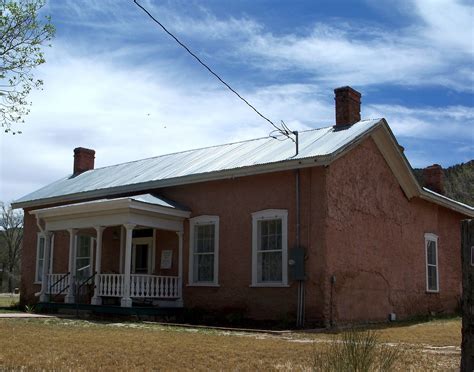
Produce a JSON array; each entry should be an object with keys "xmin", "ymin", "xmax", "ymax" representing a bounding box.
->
[
  {"xmin": 97, "ymin": 274, "xmax": 180, "ymax": 299},
  {"xmin": 98, "ymin": 274, "xmax": 124, "ymax": 297},
  {"xmin": 46, "ymin": 273, "xmax": 70, "ymax": 295},
  {"xmin": 130, "ymin": 275, "xmax": 179, "ymax": 298}
]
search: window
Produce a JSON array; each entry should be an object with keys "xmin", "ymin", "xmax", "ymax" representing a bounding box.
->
[
  {"xmin": 425, "ymin": 233, "xmax": 439, "ymax": 292},
  {"xmin": 252, "ymin": 210, "xmax": 288, "ymax": 287},
  {"xmin": 76, "ymin": 236, "xmax": 93, "ymax": 281},
  {"xmin": 35, "ymin": 233, "xmax": 54, "ymax": 283},
  {"xmin": 189, "ymin": 216, "xmax": 219, "ymax": 285}
]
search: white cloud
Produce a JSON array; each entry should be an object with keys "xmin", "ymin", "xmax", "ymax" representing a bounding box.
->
[
  {"xmin": 0, "ymin": 45, "xmax": 326, "ymax": 203},
  {"xmin": 413, "ymin": 0, "xmax": 474, "ymax": 55}
]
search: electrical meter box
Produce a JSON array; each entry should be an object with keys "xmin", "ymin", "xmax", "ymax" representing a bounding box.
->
[{"xmin": 288, "ymin": 247, "xmax": 306, "ymax": 281}]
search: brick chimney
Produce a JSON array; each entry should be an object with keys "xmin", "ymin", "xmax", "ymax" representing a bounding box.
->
[
  {"xmin": 334, "ymin": 86, "xmax": 361, "ymax": 126},
  {"xmin": 423, "ymin": 164, "xmax": 444, "ymax": 194},
  {"xmin": 73, "ymin": 147, "xmax": 95, "ymax": 175}
]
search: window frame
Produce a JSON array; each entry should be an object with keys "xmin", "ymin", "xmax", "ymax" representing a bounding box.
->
[
  {"xmin": 251, "ymin": 209, "xmax": 288, "ymax": 287},
  {"xmin": 35, "ymin": 233, "xmax": 54, "ymax": 284},
  {"xmin": 188, "ymin": 215, "xmax": 220, "ymax": 287},
  {"xmin": 425, "ymin": 233, "xmax": 439, "ymax": 293}
]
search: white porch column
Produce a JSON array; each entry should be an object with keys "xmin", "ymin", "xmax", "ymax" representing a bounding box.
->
[
  {"xmin": 121, "ymin": 224, "xmax": 135, "ymax": 307},
  {"xmin": 64, "ymin": 228, "xmax": 77, "ymax": 304},
  {"xmin": 176, "ymin": 231, "xmax": 184, "ymax": 301},
  {"xmin": 91, "ymin": 226, "xmax": 105, "ymax": 305},
  {"xmin": 39, "ymin": 231, "xmax": 53, "ymax": 302}
]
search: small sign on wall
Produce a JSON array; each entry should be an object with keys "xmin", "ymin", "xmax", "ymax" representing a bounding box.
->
[{"xmin": 160, "ymin": 250, "xmax": 173, "ymax": 269}]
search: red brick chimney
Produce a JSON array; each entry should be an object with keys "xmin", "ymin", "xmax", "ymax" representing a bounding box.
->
[
  {"xmin": 334, "ymin": 86, "xmax": 361, "ymax": 126},
  {"xmin": 73, "ymin": 147, "xmax": 95, "ymax": 175},
  {"xmin": 423, "ymin": 164, "xmax": 444, "ymax": 194}
]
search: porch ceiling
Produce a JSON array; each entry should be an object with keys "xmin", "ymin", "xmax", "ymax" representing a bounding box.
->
[{"xmin": 30, "ymin": 194, "xmax": 191, "ymax": 232}]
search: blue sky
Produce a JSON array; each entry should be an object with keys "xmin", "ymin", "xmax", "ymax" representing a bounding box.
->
[{"xmin": 1, "ymin": 0, "xmax": 473, "ymax": 204}]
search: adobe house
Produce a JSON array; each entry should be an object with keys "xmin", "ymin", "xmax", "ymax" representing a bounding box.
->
[{"xmin": 12, "ymin": 87, "xmax": 474, "ymax": 326}]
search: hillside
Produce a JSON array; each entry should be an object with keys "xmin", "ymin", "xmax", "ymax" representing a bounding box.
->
[{"xmin": 413, "ymin": 160, "xmax": 474, "ymax": 207}]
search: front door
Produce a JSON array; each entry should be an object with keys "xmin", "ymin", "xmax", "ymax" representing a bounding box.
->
[{"xmin": 132, "ymin": 237, "xmax": 153, "ymax": 274}]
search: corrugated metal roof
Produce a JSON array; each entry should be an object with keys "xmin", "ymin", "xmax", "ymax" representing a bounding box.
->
[{"xmin": 14, "ymin": 119, "xmax": 382, "ymax": 206}]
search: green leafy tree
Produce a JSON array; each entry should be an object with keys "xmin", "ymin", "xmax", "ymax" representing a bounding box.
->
[{"xmin": 0, "ymin": 0, "xmax": 54, "ymax": 134}]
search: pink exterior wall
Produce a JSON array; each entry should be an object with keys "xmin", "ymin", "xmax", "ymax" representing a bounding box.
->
[
  {"xmin": 325, "ymin": 137, "xmax": 463, "ymax": 324},
  {"xmin": 19, "ymin": 137, "xmax": 466, "ymax": 325},
  {"xmin": 160, "ymin": 169, "xmax": 326, "ymax": 322}
]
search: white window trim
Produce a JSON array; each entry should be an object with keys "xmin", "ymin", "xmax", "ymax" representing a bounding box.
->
[
  {"xmin": 188, "ymin": 215, "xmax": 220, "ymax": 286},
  {"xmin": 131, "ymin": 236, "xmax": 154, "ymax": 274},
  {"xmin": 425, "ymin": 233, "xmax": 439, "ymax": 293},
  {"xmin": 34, "ymin": 233, "xmax": 54, "ymax": 284},
  {"xmin": 251, "ymin": 209, "xmax": 289, "ymax": 287}
]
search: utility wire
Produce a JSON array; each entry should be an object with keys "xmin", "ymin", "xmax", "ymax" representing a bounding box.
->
[{"xmin": 133, "ymin": 0, "xmax": 294, "ymax": 142}]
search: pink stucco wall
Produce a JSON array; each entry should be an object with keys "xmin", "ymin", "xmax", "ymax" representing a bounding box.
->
[{"xmin": 325, "ymin": 137, "xmax": 463, "ymax": 324}]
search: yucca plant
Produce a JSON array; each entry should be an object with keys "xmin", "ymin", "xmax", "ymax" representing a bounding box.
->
[{"xmin": 313, "ymin": 329, "xmax": 400, "ymax": 372}]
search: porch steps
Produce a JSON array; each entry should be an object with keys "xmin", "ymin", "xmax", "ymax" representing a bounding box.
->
[{"xmin": 37, "ymin": 302, "xmax": 182, "ymax": 317}]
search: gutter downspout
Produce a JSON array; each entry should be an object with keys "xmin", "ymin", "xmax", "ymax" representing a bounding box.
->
[{"xmin": 295, "ymin": 168, "xmax": 305, "ymax": 328}]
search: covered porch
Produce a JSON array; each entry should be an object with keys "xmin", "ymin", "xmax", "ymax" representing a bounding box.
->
[{"xmin": 31, "ymin": 194, "xmax": 190, "ymax": 308}]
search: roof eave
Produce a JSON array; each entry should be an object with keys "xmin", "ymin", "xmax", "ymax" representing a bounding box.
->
[{"xmin": 419, "ymin": 188, "xmax": 474, "ymax": 218}]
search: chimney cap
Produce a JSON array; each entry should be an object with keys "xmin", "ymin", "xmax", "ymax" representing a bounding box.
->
[
  {"xmin": 74, "ymin": 147, "xmax": 95, "ymax": 155},
  {"xmin": 334, "ymin": 86, "xmax": 362, "ymax": 97}
]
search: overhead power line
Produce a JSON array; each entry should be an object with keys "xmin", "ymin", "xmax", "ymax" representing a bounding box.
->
[{"xmin": 132, "ymin": 0, "xmax": 297, "ymax": 146}]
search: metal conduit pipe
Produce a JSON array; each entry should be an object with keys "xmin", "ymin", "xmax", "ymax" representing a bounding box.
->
[{"xmin": 295, "ymin": 168, "xmax": 305, "ymax": 328}]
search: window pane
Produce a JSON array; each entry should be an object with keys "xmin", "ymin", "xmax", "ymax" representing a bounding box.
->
[
  {"xmin": 193, "ymin": 254, "xmax": 214, "ymax": 282},
  {"xmin": 195, "ymin": 224, "xmax": 215, "ymax": 253},
  {"xmin": 37, "ymin": 259, "xmax": 44, "ymax": 282},
  {"xmin": 76, "ymin": 258, "xmax": 91, "ymax": 280},
  {"xmin": 427, "ymin": 241, "xmax": 436, "ymax": 265},
  {"xmin": 135, "ymin": 244, "xmax": 148, "ymax": 273},
  {"xmin": 258, "ymin": 219, "xmax": 282, "ymax": 251},
  {"xmin": 38, "ymin": 237, "xmax": 45, "ymax": 258},
  {"xmin": 428, "ymin": 265, "xmax": 438, "ymax": 291},
  {"xmin": 77, "ymin": 236, "xmax": 91, "ymax": 258},
  {"xmin": 257, "ymin": 251, "xmax": 282, "ymax": 282}
]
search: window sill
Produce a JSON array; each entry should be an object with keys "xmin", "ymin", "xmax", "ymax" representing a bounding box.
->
[
  {"xmin": 187, "ymin": 283, "xmax": 220, "ymax": 287},
  {"xmin": 34, "ymin": 282, "xmax": 42, "ymax": 285},
  {"xmin": 426, "ymin": 290, "xmax": 439, "ymax": 294},
  {"xmin": 250, "ymin": 283, "xmax": 290, "ymax": 288}
]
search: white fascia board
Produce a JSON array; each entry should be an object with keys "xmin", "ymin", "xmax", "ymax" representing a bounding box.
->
[
  {"xmin": 31, "ymin": 197, "xmax": 190, "ymax": 220},
  {"xmin": 419, "ymin": 188, "xmax": 474, "ymax": 218}
]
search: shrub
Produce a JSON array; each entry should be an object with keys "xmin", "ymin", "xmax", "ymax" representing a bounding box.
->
[{"xmin": 313, "ymin": 329, "xmax": 400, "ymax": 372}]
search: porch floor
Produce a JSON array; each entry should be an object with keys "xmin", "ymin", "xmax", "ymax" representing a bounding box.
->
[{"xmin": 37, "ymin": 302, "xmax": 183, "ymax": 317}]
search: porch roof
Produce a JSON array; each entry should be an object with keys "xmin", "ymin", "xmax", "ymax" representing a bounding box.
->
[{"xmin": 31, "ymin": 193, "xmax": 191, "ymax": 232}]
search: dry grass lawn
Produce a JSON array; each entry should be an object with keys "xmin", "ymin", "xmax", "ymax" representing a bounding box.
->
[{"xmin": 0, "ymin": 317, "xmax": 461, "ymax": 371}]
